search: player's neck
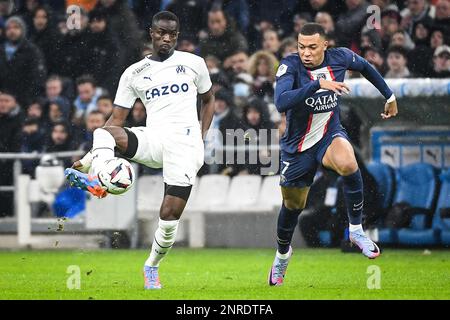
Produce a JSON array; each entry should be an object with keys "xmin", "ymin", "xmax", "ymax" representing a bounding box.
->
[{"xmin": 150, "ymin": 50, "xmax": 175, "ymax": 62}]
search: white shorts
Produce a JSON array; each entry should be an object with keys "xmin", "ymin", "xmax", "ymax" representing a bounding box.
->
[{"xmin": 126, "ymin": 126, "xmax": 204, "ymax": 187}]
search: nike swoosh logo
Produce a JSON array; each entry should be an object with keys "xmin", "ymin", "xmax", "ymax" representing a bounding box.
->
[{"xmin": 353, "ymin": 201, "xmax": 363, "ymax": 208}]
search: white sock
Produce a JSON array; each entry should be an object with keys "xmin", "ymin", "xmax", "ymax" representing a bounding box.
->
[
  {"xmin": 276, "ymin": 248, "xmax": 291, "ymax": 260},
  {"xmin": 91, "ymin": 128, "xmax": 116, "ymax": 175},
  {"xmin": 145, "ymin": 219, "xmax": 179, "ymax": 267},
  {"xmin": 349, "ymin": 224, "xmax": 363, "ymax": 232}
]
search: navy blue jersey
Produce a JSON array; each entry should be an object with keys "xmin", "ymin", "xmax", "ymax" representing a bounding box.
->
[{"xmin": 275, "ymin": 47, "xmax": 393, "ymax": 154}]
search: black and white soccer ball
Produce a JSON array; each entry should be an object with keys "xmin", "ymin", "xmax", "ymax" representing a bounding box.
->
[{"xmin": 97, "ymin": 158, "xmax": 135, "ymax": 195}]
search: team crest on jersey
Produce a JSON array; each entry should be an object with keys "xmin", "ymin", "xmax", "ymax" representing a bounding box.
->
[
  {"xmin": 176, "ymin": 65, "xmax": 186, "ymax": 74},
  {"xmin": 276, "ymin": 64, "xmax": 288, "ymax": 77}
]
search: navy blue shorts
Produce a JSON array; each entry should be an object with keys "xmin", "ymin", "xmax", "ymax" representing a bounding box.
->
[{"xmin": 280, "ymin": 129, "xmax": 349, "ymax": 188}]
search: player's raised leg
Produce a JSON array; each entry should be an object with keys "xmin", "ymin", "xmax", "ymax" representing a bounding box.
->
[
  {"xmin": 143, "ymin": 186, "xmax": 191, "ymax": 289},
  {"xmin": 65, "ymin": 126, "xmax": 130, "ymax": 198},
  {"xmin": 268, "ymin": 187, "xmax": 309, "ymax": 286},
  {"xmin": 322, "ymin": 137, "xmax": 380, "ymax": 259}
]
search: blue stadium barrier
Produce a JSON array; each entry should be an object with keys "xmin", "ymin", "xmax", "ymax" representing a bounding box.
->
[
  {"xmin": 318, "ymin": 231, "xmax": 332, "ymax": 247},
  {"xmin": 380, "ymin": 163, "xmax": 438, "ymax": 245},
  {"xmin": 366, "ymin": 162, "xmax": 396, "ymax": 210},
  {"xmin": 395, "ymin": 164, "xmax": 440, "ymax": 246}
]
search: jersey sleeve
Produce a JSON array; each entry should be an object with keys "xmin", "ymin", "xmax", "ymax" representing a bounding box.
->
[
  {"xmin": 195, "ymin": 57, "xmax": 212, "ymax": 94},
  {"xmin": 338, "ymin": 47, "xmax": 393, "ymax": 100},
  {"xmin": 113, "ymin": 68, "xmax": 137, "ymax": 108},
  {"xmin": 275, "ymin": 57, "xmax": 321, "ymax": 113}
]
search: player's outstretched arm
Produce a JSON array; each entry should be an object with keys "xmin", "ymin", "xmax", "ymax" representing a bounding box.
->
[
  {"xmin": 344, "ymin": 48, "xmax": 398, "ymax": 119},
  {"xmin": 199, "ymin": 89, "xmax": 215, "ymax": 140}
]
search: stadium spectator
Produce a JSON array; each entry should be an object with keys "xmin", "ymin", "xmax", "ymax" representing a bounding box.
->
[
  {"xmin": 279, "ymin": 37, "xmax": 297, "ymax": 58},
  {"xmin": 0, "ymin": 16, "xmax": 47, "ymax": 107},
  {"xmin": 57, "ymin": 8, "xmax": 91, "ymax": 80},
  {"xmin": 207, "ymin": 0, "xmax": 250, "ymax": 34},
  {"xmin": 167, "ymin": 0, "xmax": 207, "ymax": 39},
  {"xmin": 296, "ymin": 0, "xmax": 346, "ymax": 21},
  {"xmin": 315, "ymin": 11, "xmax": 335, "ymax": 34},
  {"xmin": 224, "ymin": 49, "xmax": 249, "ymax": 81},
  {"xmin": 203, "ymin": 88, "xmax": 246, "ymax": 175},
  {"xmin": 126, "ymin": 99, "xmax": 147, "ymax": 128},
  {"xmin": 361, "ymin": 46, "xmax": 387, "ymax": 75},
  {"xmin": 96, "ymin": 94, "xmax": 113, "ymax": 119},
  {"xmin": 29, "ymin": 6, "xmax": 62, "ymax": 75},
  {"xmin": 431, "ymin": 45, "xmax": 450, "ymax": 77},
  {"xmin": 26, "ymin": 100, "xmax": 45, "ymax": 122},
  {"xmin": 380, "ymin": 9, "xmax": 402, "ymax": 50},
  {"xmin": 94, "ymin": 0, "xmax": 142, "ymax": 69},
  {"xmin": 73, "ymin": 75, "xmax": 103, "ymax": 122},
  {"xmin": 0, "ymin": 91, "xmax": 23, "ymax": 217},
  {"xmin": 248, "ymin": 50, "xmax": 277, "ymax": 102},
  {"xmin": 21, "ymin": 117, "xmax": 45, "ymax": 175},
  {"xmin": 45, "ymin": 76, "xmax": 64, "ymax": 101},
  {"xmin": 176, "ymin": 34, "xmax": 197, "ymax": 54},
  {"xmin": 249, "ymin": 0, "xmax": 297, "ymax": 38},
  {"xmin": 205, "ymin": 54, "xmax": 222, "ymax": 74},
  {"xmin": 44, "ymin": 121, "xmax": 77, "ymax": 167},
  {"xmin": 409, "ymin": 21, "xmax": 434, "ymax": 76},
  {"xmin": 44, "ymin": 98, "xmax": 72, "ymax": 136},
  {"xmin": 400, "ymin": 0, "xmax": 434, "ymax": 36},
  {"xmin": 85, "ymin": 8, "xmax": 121, "ymax": 95},
  {"xmin": 430, "ymin": 27, "xmax": 445, "ymax": 51},
  {"xmin": 385, "ymin": 46, "xmax": 412, "ymax": 78},
  {"xmin": 241, "ymin": 97, "xmax": 276, "ymax": 175},
  {"xmin": 389, "ymin": 30, "xmax": 416, "ymax": 50},
  {"xmin": 45, "ymin": 76, "xmax": 72, "ymax": 111},
  {"xmin": 262, "ymin": 29, "xmax": 281, "ymax": 58},
  {"xmin": 433, "ymin": 0, "xmax": 450, "ymax": 37},
  {"xmin": 291, "ymin": 13, "xmax": 311, "ymax": 38},
  {"xmin": 199, "ymin": 8, "xmax": 248, "ymax": 62},
  {"xmin": 360, "ymin": 30, "xmax": 383, "ymax": 51},
  {"xmin": 335, "ymin": 0, "xmax": 370, "ymax": 48},
  {"xmin": 79, "ymin": 110, "xmax": 106, "ymax": 151}
]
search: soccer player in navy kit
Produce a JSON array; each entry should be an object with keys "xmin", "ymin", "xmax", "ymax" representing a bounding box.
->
[{"xmin": 268, "ymin": 23, "xmax": 398, "ymax": 286}]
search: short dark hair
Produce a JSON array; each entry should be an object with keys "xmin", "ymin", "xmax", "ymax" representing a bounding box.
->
[
  {"xmin": 299, "ymin": 23, "xmax": 326, "ymax": 37},
  {"xmin": 97, "ymin": 94, "xmax": 112, "ymax": 102},
  {"xmin": 152, "ymin": 11, "xmax": 179, "ymax": 30},
  {"xmin": 76, "ymin": 74, "xmax": 96, "ymax": 87},
  {"xmin": 387, "ymin": 45, "xmax": 408, "ymax": 59}
]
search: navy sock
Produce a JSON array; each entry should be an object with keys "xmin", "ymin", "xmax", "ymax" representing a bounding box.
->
[
  {"xmin": 277, "ymin": 204, "xmax": 302, "ymax": 254},
  {"xmin": 342, "ymin": 169, "xmax": 364, "ymax": 225}
]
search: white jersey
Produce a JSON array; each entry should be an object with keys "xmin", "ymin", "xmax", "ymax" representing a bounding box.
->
[{"xmin": 114, "ymin": 50, "xmax": 212, "ymax": 131}]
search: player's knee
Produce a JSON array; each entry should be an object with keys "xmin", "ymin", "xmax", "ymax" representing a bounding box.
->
[
  {"xmin": 336, "ymin": 161, "xmax": 358, "ymax": 176},
  {"xmin": 101, "ymin": 126, "xmax": 128, "ymax": 150},
  {"xmin": 283, "ymin": 198, "xmax": 306, "ymax": 211},
  {"xmin": 160, "ymin": 203, "xmax": 183, "ymax": 221}
]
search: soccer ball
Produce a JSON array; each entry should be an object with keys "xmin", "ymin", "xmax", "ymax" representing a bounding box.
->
[{"xmin": 97, "ymin": 158, "xmax": 135, "ymax": 195}]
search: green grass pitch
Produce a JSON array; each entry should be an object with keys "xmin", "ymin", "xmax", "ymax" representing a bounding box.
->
[{"xmin": 0, "ymin": 248, "xmax": 449, "ymax": 300}]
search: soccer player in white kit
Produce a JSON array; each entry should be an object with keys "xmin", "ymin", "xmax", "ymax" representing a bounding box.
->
[{"xmin": 64, "ymin": 11, "xmax": 215, "ymax": 290}]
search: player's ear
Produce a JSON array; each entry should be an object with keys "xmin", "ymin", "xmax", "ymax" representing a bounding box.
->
[{"xmin": 323, "ymin": 40, "xmax": 328, "ymax": 51}]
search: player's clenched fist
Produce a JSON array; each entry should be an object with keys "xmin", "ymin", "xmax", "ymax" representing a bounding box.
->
[
  {"xmin": 381, "ymin": 99, "xmax": 398, "ymax": 119},
  {"xmin": 319, "ymin": 79, "xmax": 350, "ymax": 95}
]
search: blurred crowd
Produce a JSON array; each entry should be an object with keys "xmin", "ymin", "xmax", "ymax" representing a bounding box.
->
[{"xmin": 0, "ymin": 0, "xmax": 449, "ymax": 182}]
